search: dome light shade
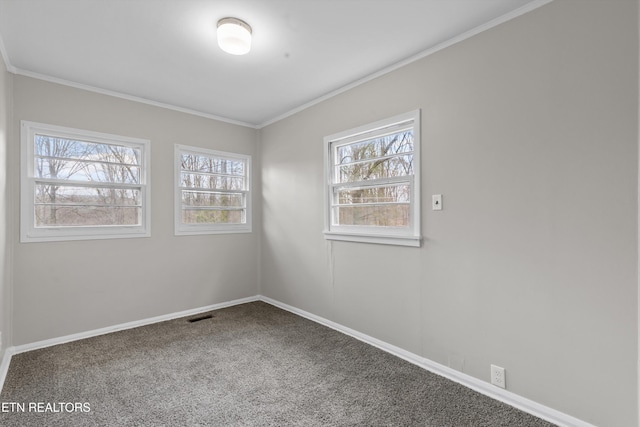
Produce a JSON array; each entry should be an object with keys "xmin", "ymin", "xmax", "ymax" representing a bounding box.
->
[{"xmin": 217, "ymin": 17, "xmax": 252, "ymax": 55}]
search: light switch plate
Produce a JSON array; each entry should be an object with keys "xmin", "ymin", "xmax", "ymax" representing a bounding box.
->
[{"xmin": 432, "ymin": 194, "xmax": 442, "ymax": 210}]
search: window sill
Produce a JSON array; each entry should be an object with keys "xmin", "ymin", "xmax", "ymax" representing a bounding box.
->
[
  {"xmin": 323, "ymin": 231, "xmax": 421, "ymax": 247},
  {"xmin": 175, "ymin": 225, "xmax": 252, "ymax": 236},
  {"xmin": 21, "ymin": 227, "xmax": 150, "ymax": 243}
]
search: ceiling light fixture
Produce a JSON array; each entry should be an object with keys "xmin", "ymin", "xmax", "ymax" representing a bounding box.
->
[{"xmin": 217, "ymin": 17, "xmax": 252, "ymax": 55}]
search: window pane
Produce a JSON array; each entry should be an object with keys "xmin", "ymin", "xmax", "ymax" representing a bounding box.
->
[
  {"xmin": 336, "ymin": 184, "xmax": 410, "ymax": 205},
  {"xmin": 23, "ymin": 123, "xmax": 150, "ymax": 241},
  {"xmin": 181, "ymin": 191, "xmax": 244, "ymax": 207},
  {"xmin": 337, "ymin": 154, "xmax": 413, "ymax": 183},
  {"xmin": 36, "ymin": 135, "xmax": 139, "ymax": 162},
  {"xmin": 324, "ymin": 111, "xmax": 419, "ymax": 245},
  {"xmin": 36, "ymin": 159, "xmax": 140, "ymax": 184},
  {"xmin": 175, "ymin": 146, "xmax": 251, "ymax": 235},
  {"xmin": 35, "ymin": 205, "xmax": 141, "ymax": 227},
  {"xmin": 181, "ymin": 154, "xmax": 244, "ymax": 176},
  {"xmin": 180, "ymin": 173, "xmax": 244, "ymax": 190},
  {"xmin": 35, "ymin": 184, "xmax": 141, "ymax": 206},
  {"xmin": 182, "ymin": 209, "xmax": 244, "ymax": 224},
  {"xmin": 336, "ymin": 131, "xmax": 413, "ymax": 165},
  {"xmin": 334, "ymin": 204, "xmax": 410, "ymax": 227}
]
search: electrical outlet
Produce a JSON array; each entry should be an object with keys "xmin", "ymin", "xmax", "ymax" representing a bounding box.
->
[{"xmin": 490, "ymin": 364, "xmax": 505, "ymax": 388}]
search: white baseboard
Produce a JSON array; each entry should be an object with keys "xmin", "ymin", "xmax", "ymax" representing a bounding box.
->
[
  {"xmin": 0, "ymin": 295, "xmax": 259, "ymax": 392},
  {"xmin": 0, "ymin": 294, "xmax": 596, "ymax": 427},
  {"xmin": 11, "ymin": 295, "xmax": 259, "ymax": 355},
  {"xmin": 258, "ymin": 295, "xmax": 597, "ymax": 427},
  {"xmin": 0, "ymin": 346, "xmax": 12, "ymax": 392}
]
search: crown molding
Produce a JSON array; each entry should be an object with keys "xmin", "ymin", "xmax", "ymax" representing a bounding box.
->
[
  {"xmin": 12, "ymin": 68, "xmax": 258, "ymax": 129},
  {"xmin": 257, "ymin": 0, "xmax": 555, "ymax": 129},
  {"xmin": 0, "ymin": 31, "xmax": 16, "ymax": 74},
  {"xmin": 1, "ymin": 0, "xmax": 554, "ymax": 130}
]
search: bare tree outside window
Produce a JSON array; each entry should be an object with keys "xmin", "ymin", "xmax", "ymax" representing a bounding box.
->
[
  {"xmin": 21, "ymin": 121, "xmax": 150, "ymax": 243},
  {"xmin": 34, "ymin": 135, "xmax": 142, "ymax": 227},
  {"xmin": 179, "ymin": 151, "xmax": 247, "ymax": 225},
  {"xmin": 324, "ymin": 110, "xmax": 421, "ymax": 247},
  {"xmin": 332, "ymin": 130, "xmax": 414, "ymax": 227}
]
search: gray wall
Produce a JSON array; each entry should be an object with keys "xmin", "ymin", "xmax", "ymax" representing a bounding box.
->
[
  {"xmin": 260, "ymin": 1, "xmax": 638, "ymax": 426},
  {"xmin": 0, "ymin": 51, "xmax": 11, "ymax": 354},
  {"xmin": 10, "ymin": 76, "xmax": 261, "ymax": 345},
  {"xmin": 3, "ymin": 0, "xmax": 638, "ymax": 425}
]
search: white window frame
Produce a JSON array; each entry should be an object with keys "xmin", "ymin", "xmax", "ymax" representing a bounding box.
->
[
  {"xmin": 174, "ymin": 145, "xmax": 252, "ymax": 236},
  {"xmin": 323, "ymin": 110, "xmax": 421, "ymax": 247},
  {"xmin": 20, "ymin": 121, "xmax": 151, "ymax": 243}
]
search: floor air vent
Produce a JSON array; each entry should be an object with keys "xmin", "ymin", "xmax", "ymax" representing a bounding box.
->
[{"xmin": 188, "ymin": 314, "xmax": 213, "ymax": 323}]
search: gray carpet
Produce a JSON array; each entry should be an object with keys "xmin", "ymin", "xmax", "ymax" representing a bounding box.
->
[{"xmin": 0, "ymin": 302, "xmax": 556, "ymax": 426}]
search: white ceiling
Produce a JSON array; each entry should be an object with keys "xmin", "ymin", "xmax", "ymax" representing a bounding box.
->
[{"xmin": 0, "ymin": 0, "xmax": 546, "ymax": 128}]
